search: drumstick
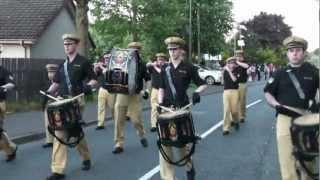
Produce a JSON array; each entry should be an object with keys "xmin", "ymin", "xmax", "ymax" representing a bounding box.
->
[
  {"xmin": 71, "ymin": 93, "xmax": 85, "ymax": 101},
  {"xmin": 157, "ymin": 104, "xmax": 174, "ymax": 112},
  {"xmin": 180, "ymin": 103, "xmax": 193, "ymax": 111},
  {"xmin": 39, "ymin": 90, "xmax": 60, "ymax": 101},
  {"xmin": 283, "ymin": 105, "xmax": 308, "ymax": 115}
]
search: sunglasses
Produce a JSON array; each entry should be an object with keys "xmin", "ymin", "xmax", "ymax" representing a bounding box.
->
[
  {"xmin": 64, "ymin": 43, "xmax": 75, "ymax": 46},
  {"xmin": 168, "ymin": 48, "xmax": 179, "ymax": 51}
]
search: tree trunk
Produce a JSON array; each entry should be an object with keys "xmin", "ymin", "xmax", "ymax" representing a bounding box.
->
[
  {"xmin": 75, "ymin": 0, "xmax": 89, "ymax": 57},
  {"xmin": 131, "ymin": 0, "xmax": 139, "ymax": 41}
]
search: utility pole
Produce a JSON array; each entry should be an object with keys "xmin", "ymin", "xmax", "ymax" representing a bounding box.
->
[
  {"xmin": 197, "ymin": 3, "xmax": 201, "ymax": 64},
  {"xmin": 233, "ymin": 23, "xmax": 239, "ymax": 56},
  {"xmin": 188, "ymin": 0, "xmax": 192, "ymax": 62}
]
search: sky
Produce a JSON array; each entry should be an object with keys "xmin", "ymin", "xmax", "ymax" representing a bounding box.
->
[{"xmin": 232, "ymin": 0, "xmax": 319, "ymax": 51}]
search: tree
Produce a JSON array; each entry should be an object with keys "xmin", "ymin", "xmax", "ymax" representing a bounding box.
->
[
  {"xmin": 89, "ymin": 0, "xmax": 233, "ymax": 61},
  {"xmin": 238, "ymin": 12, "xmax": 292, "ymax": 64},
  {"xmin": 193, "ymin": 0, "xmax": 233, "ymax": 57},
  {"xmin": 242, "ymin": 12, "xmax": 292, "ymax": 49},
  {"xmin": 74, "ymin": 0, "xmax": 90, "ymax": 57},
  {"xmin": 256, "ymin": 48, "xmax": 287, "ymax": 65}
]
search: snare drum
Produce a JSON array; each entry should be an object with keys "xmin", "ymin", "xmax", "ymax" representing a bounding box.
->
[
  {"xmin": 290, "ymin": 113, "xmax": 319, "ymax": 179},
  {"xmin": 291, "ymin": 113, "xmax": 319, "ymax": 157},
  {"xmin": 47, "ymin": 98, "xmax": 82, "ymax": 131},
  {"xmin": 157, "ymin": 110, "xmax": 196, "ymax": 147}
]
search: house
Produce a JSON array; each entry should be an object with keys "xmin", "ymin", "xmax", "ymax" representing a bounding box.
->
[{"xmin": 0, "ymin": 0, "xmax": 94, "ymax": 59}]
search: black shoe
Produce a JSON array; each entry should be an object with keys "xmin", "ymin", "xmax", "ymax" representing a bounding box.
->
[
  {"xmin": 195, "ymin": 135, "xmax": 202, "ymax": 144},
  {"xmin": 79, "ymin": 120, "xmax": 86, "ymax": 125},
  {"xmin": 46, "ymin": 173, "xmax": 65, "ymax": 180},
  {"xmin": 187, "ymin": 167, "xmax": 196, "ymax": 180},
  {"xmin": 150, "ymin": 127, "xmax": 157, "ymax": 132},
  {"xmin": 234, "ymin": 123, "xmax": 239, "ymax": 130},
  {"xmin": 6, "ymin": 146, "xmax": 17, "ymax": 162},
  {"xmin": 95, "ymin": 126, "xmax": 105, "ymax": 130},
  {"xmin": 42, "ymin": 143, "xmax": 53, "ymax": 148},
  {"xmin": 140, "ymin": 138, "xmax": 148, "ymax": 148},
  {"xmin": 82, "ymin": 160, "xmax": 91, "ymax": 171},
  {"xmin": 230, "ymin": 121, "xmax": 235, "ymax": 126},
  {"xmin": 240, "ymin": 119, "xmax": 245, "ymax": 123},
  {"xmin": 112, "ymin": 147, "xmax": 124, "ymax": 154},
  {"xmin": 126, "ymin": 116, "xmax": 130, "ymax": 121},
  {"xmin": 222, "ymin": 131, "xmax": 230, "ymax": 136}
]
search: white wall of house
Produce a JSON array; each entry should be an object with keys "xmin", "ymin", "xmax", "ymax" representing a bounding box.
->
[
  {"xmin": 31, "ymin": 8, "xmax": 76, "ymax": 59},
  {"xmin": 0, "ymin": 44, "xmax": 31, "ymax": 58}
]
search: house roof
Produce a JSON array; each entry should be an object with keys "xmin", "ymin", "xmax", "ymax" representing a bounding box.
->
[{"xmin": 0, "ymin": 0, "xmax": 69, "ymax": 40}]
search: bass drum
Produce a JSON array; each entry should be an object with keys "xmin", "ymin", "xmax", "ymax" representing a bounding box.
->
[{"xmin": 104, "ymin": 48, "xmax": 139, "ymax": 95}]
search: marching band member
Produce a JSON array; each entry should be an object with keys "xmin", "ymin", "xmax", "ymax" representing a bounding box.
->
[
  {"xmin": 157, "ymin": 36, "xmax": 207, "ymax": 180},
  {"xmin": 0, "ymin": 65, "xmax": 17, "ymax": 162},
  {"xmin": 234, "ymin": 50, "xmax": 249, "ymax": 123},
  {"xmin": 42, "ymin": 64, "xmax": 59, "ymax": 148},
  {"xmin": 264, "ymin": 36, "xmax": 319, "ymax": 180},
  {"xmin": 94, "ymin": 50, "xmax": 116, "ymax": 130},
  {"xmin": 222, "ymin": 57, "xmax": 240, "ymax": 135},
  {"xmin": 146, "ymin": 52, "xmax": 167, "ymax": 132},
  {"xmin": 111, "ymin": 42, "xmax": 150, "ymax": 154},
  {"xmin": 45, "ymin": 33, "xmax": 97, "ymax": 180}
]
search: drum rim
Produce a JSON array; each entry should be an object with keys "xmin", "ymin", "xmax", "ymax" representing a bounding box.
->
[
  {"xmin": 158, "ymin": 110, "xmax": 191, "ymax": 120},
  {"xmin": 48, "ymin": 99, "xmax": 76, "ymax": 107},
  {"xmin": 293, "ymin": 114, "xmax": 319, "ymax": 126}
]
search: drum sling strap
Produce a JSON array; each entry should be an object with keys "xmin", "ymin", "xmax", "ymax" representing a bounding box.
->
[
  {"xmin": 157, "ymin": 141, "xmax": 196, "ymax": 167},
  {"xmin": 287, "ymin": 70, "xmax": 318, "ymax": 179},
  {"xmin": 291, "ymin": 124, "xmax": 319, "ymax": 179},
  {"xmin": 48, "ymin": 124, "xmax": 84, "ymax": 148},
  {"xmin": 156, "ymin": 65, "xmax": 196, "ymax": 166},
  {"xmin": 292, "ymin": 142, "xmax": 319, "ymax": 179},
  {"xmin": 64, "ymin": 60, "xmax": 72, "ymax": 95},
  {"xmin": 0, "ymin": 128, "xmax": 3, "ymax": 139},
  {"xmin": 165, "ymin": 66, "xmax": 177, "ymax": 102},
  {"xmin": 287, "ymin": 69, "xmax": 305, "ymax": 100}
]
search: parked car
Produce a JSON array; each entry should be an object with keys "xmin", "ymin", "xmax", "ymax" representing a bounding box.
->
[{"xmin": 194, "ymin": 64, "xmax": 222, "ymax": 85}]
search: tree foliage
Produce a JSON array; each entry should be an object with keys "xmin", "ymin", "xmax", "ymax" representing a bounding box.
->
[
  {"xmin": 234, "ymin": 12, "xmax": 293, "ymax": 65},
  {"xmin": 242, "ymin": 12, "xmax": 292, "ymax": 49},
  {"xmin": 89, "ymin": 0, "xmax": 233, "ymax": 61},
  {"xmin": 193, "ymin": 0, "xmax": 233, "ymax": 55}
]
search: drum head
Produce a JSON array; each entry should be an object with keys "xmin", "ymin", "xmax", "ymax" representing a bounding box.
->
[
  {"xmin": 294, "ymin": 114, "xmax": 319, "ymax": 126},
  {"xmin": 48, "ymin": 99, "xmax": 75, "ymax": 107},
  {"xmin": 107, "ymin": 48, "xmax": 138, "ymax": 95},
  {"xmin": 158, "ymin": 110, "xmax": 190, "ymax": 120}
]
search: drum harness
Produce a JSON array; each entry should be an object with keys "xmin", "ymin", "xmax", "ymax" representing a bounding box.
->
[
  {"xmin": 286, "ymin": 69, "xmax": 319, "ymax": 179},
  {"xmin": 156, "ymin": 65, "xmax": 196, "ymax": 166}
]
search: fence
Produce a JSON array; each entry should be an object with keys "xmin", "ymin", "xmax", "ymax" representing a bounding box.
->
[{"xmin": 0, "ymin": 58, "xmax": 64, "ymax": 102}]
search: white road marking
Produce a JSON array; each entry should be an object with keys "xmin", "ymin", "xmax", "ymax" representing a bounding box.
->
[
  {"xmin": 138, "ymin": 99, "xmax": 263, "ymax": 180},
  {"xmin": 139, "ymin": 166, "xmax": 160, "ymax": 180}
]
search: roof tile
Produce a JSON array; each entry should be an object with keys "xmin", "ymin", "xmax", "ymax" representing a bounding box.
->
[{"xmin": 0, "ymin": 0, "xmax": 65, "ymax": 40}]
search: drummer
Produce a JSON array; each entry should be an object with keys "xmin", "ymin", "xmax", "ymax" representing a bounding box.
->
[
  {"xmin": 42, "ymin": 64, "xmax": 59, "ymax": 148},
  {"xmin": 146, "ymin": 52, "xmax": 168, "ymax": 132},
  {"xmin": 264, "ymin": 36, "xmax": 319, "ymax": 180},
  {"xmin": 157, "ymin": 36, "xmax": 207, "ymax": 180},
  {"xmin": 94, "ymin": 50, "xmax": 115, "ymax": 130},
  {"xmin": 0, "ymin": 65, "xmax": 17, "ymax": 162},
  {"xmin": 45, "ymin": 33, "xmax": 98, "ymax": 180},
  {"xmin": 111, "ymin": 43, "xmax": 151, "ymax": 154}
]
